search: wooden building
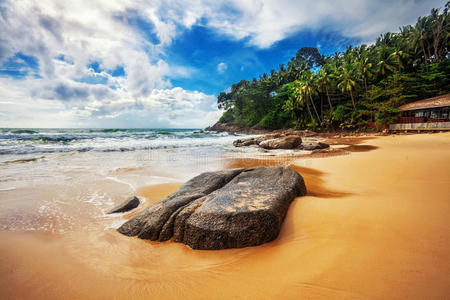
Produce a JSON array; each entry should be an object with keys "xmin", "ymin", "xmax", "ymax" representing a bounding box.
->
[{"xmin": 389, "ymin": 94, "xmax": 450, "ymax": 131}]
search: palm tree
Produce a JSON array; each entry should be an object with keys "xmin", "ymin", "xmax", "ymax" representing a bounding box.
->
[
  {"xmin": 356, "ymin": 50, "xmax": 373, "ymax": 96},
  {"xmin": 376, "ymin": 46, "xmax": 395, "ymax": 77},
  {"xmin": 337, "ymin": 63, "xmax": 357, "ymax": 111},
  {"xmin": 282, "ymin": 97, "xmax": 296, "ymax": 114},
  {"xmin": 317, "ymin": 68, "xmax": 333, "ymax": 111},
  {"xmin": 430, "ymin": 7, "xmax": 448, "ymax": 62},
  {"xmin": 293, "ymin": 81, "xmax": 314, "ymax": 122},
  {"xmin": 298, "ymin": 74, "xmax": 321, "ymax": 123},
  {"xmin": 409, "ymin": 19, "xmax": 429, "ymax": 65},
  {"xmin": 389, "ymin": 49, "xmax": 409, "ymax": 71}
]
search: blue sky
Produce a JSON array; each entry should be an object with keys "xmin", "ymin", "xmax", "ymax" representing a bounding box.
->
[
  {"xmin": 166, "ymin": 25, "xmax": 361, "ymax": 95},
  {"xmin": 0, "ymin": 0, "xmax": 446, "ymax": 128}
]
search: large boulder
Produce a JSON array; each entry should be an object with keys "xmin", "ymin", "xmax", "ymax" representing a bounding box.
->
[
  {"xmin": 232, "ymin": 133, "xmax": 285, "ymax": 147},
  {"xmin": 259, "ymin": 135, "xmax": 302, "ymax": 149},
  {"xmin": 107, "ymin": 196, "xmax": 140, "ymax": 214},
  {"xmin": 232, "ymin": 130, "xmax": 318, "ymax": 150},
  {"xmin": 118, "ymin": 167, "xmax": 307, "ymax": 250}
]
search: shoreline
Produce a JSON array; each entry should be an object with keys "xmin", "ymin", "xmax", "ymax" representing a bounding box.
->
[
  {"xmin": 205, "ymin": 121, "xmax": 449, "ymax": 137},
  {"xmin": 1, "ymin": 132, "xmax": 449, "ymax": 299},
  {"xmin": 205, "ymin": 121, "xmax": 392, "ymax": 136}
]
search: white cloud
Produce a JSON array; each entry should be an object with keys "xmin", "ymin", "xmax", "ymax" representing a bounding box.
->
[
  {"xmin": 0, "ymin": 0, "xmax": 219, "ymax": 127},
  {"xmin": 203, "ymin": 0, "xmax": 444, "ymax": 47},
  {"xmin": 217, "ymin": 62, "xmax": 227, "ymax": 74},
  {"xmin": 0, "ymin": 78, "xmax": 220, "ymax": 128}
]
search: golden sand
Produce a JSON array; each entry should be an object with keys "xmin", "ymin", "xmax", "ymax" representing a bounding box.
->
[{"xmin": 0, "ymin": 133, "xmax": 449, "ymax": 299}]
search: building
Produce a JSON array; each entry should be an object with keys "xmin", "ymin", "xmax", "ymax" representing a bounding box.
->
[{"xmin": 389, "ymin": 94, "xmax": 450, "ymax": 131}]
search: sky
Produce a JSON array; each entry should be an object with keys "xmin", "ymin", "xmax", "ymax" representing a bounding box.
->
[{"xmin": 0, "ymin": 0, "xmax": 446, "ymax": 128}]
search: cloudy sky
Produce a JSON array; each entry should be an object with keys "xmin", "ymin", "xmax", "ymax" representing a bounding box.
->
[{"xmin": 0, "ymin": 0, "xmax": 445, "ymax": 128}]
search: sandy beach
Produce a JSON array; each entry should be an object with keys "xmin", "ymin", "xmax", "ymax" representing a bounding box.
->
[{"xmin": 1, "ymin": 132, "xmax": 449, "ymax": 299}]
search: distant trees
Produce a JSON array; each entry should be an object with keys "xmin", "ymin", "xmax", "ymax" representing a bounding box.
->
[{"xmin": 216, "ymin": 3, "xmax": 450, "ymax": 130}]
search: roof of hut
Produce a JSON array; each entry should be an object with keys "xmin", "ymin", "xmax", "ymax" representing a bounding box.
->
[{"xmin": 398, "ymin": 94, "xmax": 450, "ymax": 111}]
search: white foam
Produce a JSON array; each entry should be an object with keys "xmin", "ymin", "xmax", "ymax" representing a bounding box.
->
[
  {"xmin": 106, "ymin": 176, "xmax": 136, "ymax": 191},
  {"xmin": 0, "ymin": 187, "xmax": 16, "ymax": 191}
]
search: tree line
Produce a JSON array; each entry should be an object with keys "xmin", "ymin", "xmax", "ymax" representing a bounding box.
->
[{"xmin": 216, "ymin": 3, "xmax": 450, "ymax": 130}]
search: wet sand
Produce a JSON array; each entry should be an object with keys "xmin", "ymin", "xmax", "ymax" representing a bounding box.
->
[{"xmin": 1, "ymin": 133, "xmax": 449, "ymax": 299}]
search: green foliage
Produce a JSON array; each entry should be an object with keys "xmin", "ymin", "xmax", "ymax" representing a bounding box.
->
[
  {"xmin": 215, "ymin": 4, "xmax": 450, "ymax": 131},
  {"xmin": 219, "ymin": 109, "xmax": 234, "ymax": 123},
  {"xmin": 375, "ymin": 107, "xmax": 402, "ymax": 125},
  {"xmin": 258, "ymin": 108, "xmax": 292, "ymax": 129}
]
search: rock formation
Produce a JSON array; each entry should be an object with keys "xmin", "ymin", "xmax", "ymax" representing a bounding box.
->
[
  {"xmin": 118, "ymin": 167, "xmax": 307, "ymax": 249},
  {"xmin": 232, "ymin": 130, "xmax": 328, "ymax": 150}
]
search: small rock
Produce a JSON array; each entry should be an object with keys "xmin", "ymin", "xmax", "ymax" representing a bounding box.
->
[
  {"xmin": 301, "ymin": 142, "xmax": 330, "ymax": 151},
  {"xmin": 233, "ymin": 138, "xmax": 257, "ymax": 147},
  {"xmin": 107, "ymin": 196, "xmax": 140, "ymax": 214}
]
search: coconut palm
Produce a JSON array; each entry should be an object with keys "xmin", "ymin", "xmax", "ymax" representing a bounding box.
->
[
  {"xmin": 298, "ymin": 74, "xmax": 321, "ymax": 123},
  {"xmin": 337, "ymin": 63, "xmax": 357, "ymax": 111},
  {"xmin": 409, "ymin": 19, "xmax": 429, "ymax": 64},
  {"xmin": 317, "ymin": 68, "xmax": 334, "ymax": 111},
  {"xmin": 389, "ymin": 49, "xmax": 409, "ymax": 71},
  {"xmin": 293, "ymin": 81, "xmax": 314, "ymax": 122},
  {"xmin": 376, "ymin": 46, "xmax": 395, "ymax": 76},
  {"xmin": 356, "ymin": 50, "xmax": 373, "ymax": 96},
  {"xmin": 430, "ymin": 7, "xmax": 448, "ymax": 62}
]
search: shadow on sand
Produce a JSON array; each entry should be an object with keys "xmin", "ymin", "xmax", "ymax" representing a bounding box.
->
[{"xmin": 226, "ymin": 157, "xmax": 351, "ymax": 199}]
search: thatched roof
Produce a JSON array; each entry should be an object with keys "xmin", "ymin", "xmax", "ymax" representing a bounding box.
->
[{"xmin": 399, "ymin": 94, "xmax": 450, "ymax": 111}]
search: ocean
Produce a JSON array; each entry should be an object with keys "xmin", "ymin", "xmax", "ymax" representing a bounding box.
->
[
  {"xmin": 0, "ymin": 128, "xmax": 236, "ymax": 154},
  {"xmin": 0, "ymin": 128, "xmax": 259, "ymax": 233}
]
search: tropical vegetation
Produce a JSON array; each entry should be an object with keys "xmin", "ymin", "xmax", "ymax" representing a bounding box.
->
[{"xmin": 216, "ymin": 4, "xmax": 450, "ymax": 130}]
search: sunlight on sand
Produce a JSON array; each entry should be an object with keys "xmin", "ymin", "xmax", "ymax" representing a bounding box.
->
[{"xmin": 0, "ymin": 133, "xmax": 449, "ymax": 299}]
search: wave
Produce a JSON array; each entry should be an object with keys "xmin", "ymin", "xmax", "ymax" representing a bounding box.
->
[
  {"xmin": 0, "ymin": 135, "xmax": 86, "ymax": 142},
  {"xmin": 2, "ymin": 156, "xmax": 45, "ymax": 164},
  {"xmin": 0, "ymin": 128, "xmax": 243, "ymax": 155},
  {"xmin": 10, "ymin": 129, "xmax": 39, "ymax": 134},
  {"xmin": 157, "ymin": 131, "xmax": 172, "ymax": 135},
  {"xmin": 86, "ymin": 128, "xmax": 196, "ymax": 134}
]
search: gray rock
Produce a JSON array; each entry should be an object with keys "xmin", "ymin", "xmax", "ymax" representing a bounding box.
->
[
  {"xmin": 300, "ymin": 142, "xmax": 330, "ymax": 151},
  {"xmin": 259, "ymin": 135, "xmax": 302, "ymax": 149},
  {"xmin": 118, "ymin": 167, "xmax": 307, "ymax": 250},
  {"xmin": 107, "ymin": 196, "xmax": 140, "ymax": 214},
  {"xmin": 233, "ymin": 138, "xmax": 257, "ymax": 147},
  {"xmin": 118, "ymin": 168, "xmax": 244, "ymax": 239}
]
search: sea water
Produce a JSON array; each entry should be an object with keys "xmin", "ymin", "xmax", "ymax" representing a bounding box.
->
[{"xmin": 0, "ymin": 128, "xmax": 260, "ymax": 233}]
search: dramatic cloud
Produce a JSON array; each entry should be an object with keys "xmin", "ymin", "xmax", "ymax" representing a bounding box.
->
[
  {"xmin": 0, "ymin": 0, "xmax": 444, "ymax": 127},
  {"xmin": 166, "ymin": 0, "xmax": 445, "ymax": 47}
]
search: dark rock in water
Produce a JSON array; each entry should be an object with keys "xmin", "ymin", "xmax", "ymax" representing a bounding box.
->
[
  {"xmin": 233, "ymin": 138, "xmax": 257, "ymax": 147},
  {"xmin": 259, "ymin": 136, "xmax": 302, "ymax": 149},
  {"xmin": 108, "ymin": 196, "xmax": 140, "ymax": 214},
  {"xmin": 118, "ymin": 167, "xmax": 307, "ymax": 250},
  {"xmin": 300, "ymin": 142, "xmax": 330, "ymax": 151}
]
